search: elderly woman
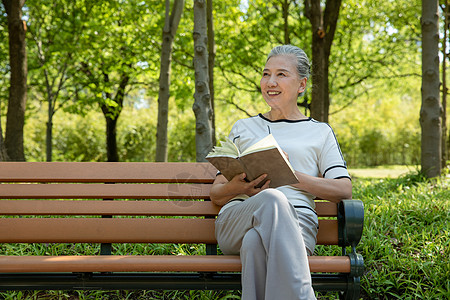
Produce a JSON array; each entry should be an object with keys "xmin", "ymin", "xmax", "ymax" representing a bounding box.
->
[{"xmin": 210, "ymin": 45, "xmax": 352, "ymax": 300}]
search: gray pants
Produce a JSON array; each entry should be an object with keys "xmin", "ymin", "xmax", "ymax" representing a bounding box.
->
[{"xmin": 215, "ymin": 189, "xmax": 317, "ymax": 300}]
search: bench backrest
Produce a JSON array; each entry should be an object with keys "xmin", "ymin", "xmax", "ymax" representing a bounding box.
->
[{"xmin": 0, "ymin": 162, "xmax": 339, "ymax": 245}]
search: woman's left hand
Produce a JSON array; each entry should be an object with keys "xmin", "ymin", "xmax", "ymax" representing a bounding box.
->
[{"xmin": 281, "ymin": 150, "xmax": 289, "ymax": 161}]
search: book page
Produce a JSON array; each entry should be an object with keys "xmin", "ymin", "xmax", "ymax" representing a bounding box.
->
[
  {"xmin": 241, "ymin": 134, "xmax": 278, "ymax": 156},
  {"xmin": 205, "ymin": 137, "xmax": 240, "ymax": 158}
]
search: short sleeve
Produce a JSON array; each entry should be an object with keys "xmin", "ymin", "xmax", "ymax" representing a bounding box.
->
[
  {"xmin": 228, "ymin": 120, "xmax": 242, "ymax": 147},
  {"xmin": 319, "ymin": 126, "xmax": 351, "ymax": 180}
]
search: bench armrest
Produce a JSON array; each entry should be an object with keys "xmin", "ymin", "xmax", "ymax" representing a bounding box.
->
[{"xmin": 337, "ymin": 199, "xmax": 364, "ymax": 248}]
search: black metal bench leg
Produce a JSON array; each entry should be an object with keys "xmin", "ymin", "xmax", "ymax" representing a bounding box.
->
[{"xmin": 339, "ymin": 276, "xmax": 360, "ymax": 300}]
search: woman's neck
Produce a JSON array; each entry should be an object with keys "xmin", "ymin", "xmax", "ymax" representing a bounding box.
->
[{"xmin": 263, "ymin": 109, "xmax": 307, "ymax": 121}]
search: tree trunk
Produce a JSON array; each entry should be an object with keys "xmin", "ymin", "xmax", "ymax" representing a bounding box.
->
[
  {"xmin": 45, "ymin": 69, "xmax": 54, "ymax": 162},
  {"xmin": 46, "ymin": 118, "xmax": 53, "ymax": 162},
  {"xmin": 311, "ymin": 31, "xmax": 329, "ymax": 122},
  {"xmin": 442, "ymin": 1, "xmax": 449, "ymax": 168},
  {"xmin": 207, "ymin": 0, "xmax": 216, "ymax": 146},
  {"xmin": 101, "ymin": 71, "xmax": 129, "ymax": 162},
  {"xmin": 193, "ymin": 0, "xmax": 213, "ymax": 162},
  {"xmin": 305, "ymin": 0, "xmax": 342, "ymax": 122},
  {"xmin": 44, "ymin": 67, "xmax": 66, "ymax": 162},
  {"xmin": 104, "ymin": 116, "xmax": 119, "ymax": 162},
  {"xmin": 156, "ymin": 0, "xmax": 184, "ymax": 162},
  {"xmin": 3, "ymin": 0, "xmax": 27, "ymax": 161},
  {"xmin": 37, "ymin": 47, "xmax": 68, "ymax": 162},
  {"xmin": 282, "ymin": 0, "xmax": 290, "ymax": 44},
  {"xmin": 420, "ymin": 0, "xmax": 442, "ymax": 177},
  {"xmin": 0, "ymin": 116, "xmax": 9, "ymax": 161}
]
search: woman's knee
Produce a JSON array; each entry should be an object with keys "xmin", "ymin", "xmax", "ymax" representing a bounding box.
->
[
  {"xmin": 241, "ymin": 228, "xmax": 265, "ymax": 256},
  {"xmin": 257, "ymin": 188, "xmax": 292, "ymax": 210}
]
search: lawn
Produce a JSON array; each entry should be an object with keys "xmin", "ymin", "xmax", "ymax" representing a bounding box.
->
[
  {"xmin": 353, "ymin": 171, "xmax": 449, "ymax": 299},
  {"xmin": 349, "ymin": 165, "xmax": 419, "ymax": 179}
]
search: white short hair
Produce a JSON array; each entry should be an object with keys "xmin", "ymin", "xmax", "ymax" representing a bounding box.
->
[{"xmin": 267, "ymin": 45, "xmax": 311, "ymax": 97}]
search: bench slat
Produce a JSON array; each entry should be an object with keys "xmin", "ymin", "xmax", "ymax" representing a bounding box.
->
[
  {"xmin": 0, "ymin": 200, "xmax": 336, "ymax": 217},
  {"xmin": 0, "ymin": 162, "xmax": 217, "ymax": 183},
  {"xmin": 314, "ymin": 201, "xmax": 338, "ymax": 217},
  {"xmin": 317, "ymin": 219, "xmax": 339, "ymax": 245},
  {"xmin": 0, "ymin": 255, "xmax": 351, "ymax": 273},
  {"xmin": 0, "ymin": 200, "xmax": 220, "ymax": 216},
  {"xmin": 0, "ymin": 218, "xmax": 217, "ymax": 244},
  {"xmin": 0, "ymin": 184, "xmax": 211, "ymax": 199},
  {"xmin": 0, "ymin": 218, "xmax": 338, "ymax": 245}
]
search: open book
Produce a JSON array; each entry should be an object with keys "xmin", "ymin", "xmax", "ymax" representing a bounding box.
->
[{"xmin": 205, "ymin": 134, "xmax": 299, "ymax": 188}]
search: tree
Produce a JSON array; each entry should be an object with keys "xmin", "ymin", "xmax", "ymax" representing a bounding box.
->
[
  {"xmin": 26, "ymin": 0, "xmax": 93, "ymax": 161},
  {"xmin": 328, "ymin": 0, "xmax": 421, "ymax": 116},
  {"xmin": 75, "ymin": 0, "xmax": 161, "ymax": 162},
  {"xmin": 206, "ymin": 0, "xmax": 216, "ymax": 145},
  {"xmin": 421, "ymin": 0, "xmax": 442, "ymax": 177},
  {"xmin": 213, "ymin": 0, "xmax": 310, "ymax": 117},
  {"xmin": 305, "ymin": 0, "xmax": 342, "ymax": 122},
  {"xmin": 193, "ymin": 0, "xmax": 213, "ymax": 162},
  {"xmin": 211, "ymin": 0, "xmax": 421, "ymax": 123},
  {"xmin": 440, "ymin": 1, "xmax": 449, "ymax": 167},
  {"xmin": 0, "ymin": 5, "xmax": 9, "ymax": 161},
  {"xmin": 2, "ymin": 0, "xmax": 27, "ymax": 161},
  {"xmin": 156, "ymin": 0, "xmax": 184, "ymax": 162}
]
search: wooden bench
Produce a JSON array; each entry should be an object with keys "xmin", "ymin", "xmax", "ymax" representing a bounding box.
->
[{"xmin": 0, "ymin": 162, "xmax": 364, "ymax": 299}]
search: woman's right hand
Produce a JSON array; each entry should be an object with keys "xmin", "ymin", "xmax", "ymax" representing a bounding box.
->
[
  {"xmin": 210, "ymin": 173, "xmax": 270, "ymax": 206},
  {"xmin": 229, "ymin": 173, "xmax": 270, "ymax": 197}
]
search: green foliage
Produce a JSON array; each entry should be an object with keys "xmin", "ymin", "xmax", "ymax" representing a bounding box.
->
[
  {"xmin": 331, "ymin": 87, "xmax": 421, "ymax": 167},
  {"xmin": 330, "ymin": 0, "xmax": 421, "ymax": 111},
  {"xmin": 15, "ymin": 0, "xmax": 424, "ymax": 167},
  {"xmin": 25, "ymin": 0, "xmax": 100, "ymax": 120},
  {"xmin": 166, "ymin": 110, "xmax": 196, "ymax": 162},
  {"xmin": 54, "ymin": 114, "xmax": 106, "ymax": 162},
  {"xmin": 23, "ymin": 0, "xmax": 164, "ymax": 119},
  {"xmin": 23, "ymin": 81, "xmax": 422, "ymax": 166},
  {"xmin": 212, "ymin": 0, "xmax": 311, "ymax": 119},
  {"xmin": 354, "ymin": 173, "xmax": 450, "ymax": 299},
  {"xmin": 24, "ymin": 104, "xmax": 197, "ymax": 162},
  {"xmin": 168, "ymin": 0, "xmax": 196, "ymax": 109}
]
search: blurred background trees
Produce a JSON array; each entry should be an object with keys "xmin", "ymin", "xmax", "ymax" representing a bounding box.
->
[{"xmin": 1, "ymin": 0, "xmax": 447, "ymax": 175}]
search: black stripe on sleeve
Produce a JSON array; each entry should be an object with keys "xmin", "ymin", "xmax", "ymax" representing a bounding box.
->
[
  {"xmin": 323, "ymin": 165, "xmax": 347, "ymax": 177},
  {"xmin": 335, "ymin": 175, "xmax": 352, "ymax": 181}
]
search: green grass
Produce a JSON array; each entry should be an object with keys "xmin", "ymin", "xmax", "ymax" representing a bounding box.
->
[
  {"xmin": 0, "ymin": 171, "xmax": 449, "ymax": 299},
  {"xmin": 354, "ymin": 172, "xmax": 450, "ymax": 299}
]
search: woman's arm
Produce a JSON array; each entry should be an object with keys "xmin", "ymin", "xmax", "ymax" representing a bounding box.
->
[
  {"xmin": 210, "ymin": 173, "xmax": 270, "ymax": 206},
  {"xmin": 291, "ymin": 171, "xmax": 352, "ymax": 203},
  {"xmin": 281, "ymin": 150, "xmax": 352, "ymax": 203}
]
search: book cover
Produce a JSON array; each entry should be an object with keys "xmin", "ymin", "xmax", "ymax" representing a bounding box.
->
[{"xmin": 205, "ymin": 134, "xmax": 299, "ymax": 188}]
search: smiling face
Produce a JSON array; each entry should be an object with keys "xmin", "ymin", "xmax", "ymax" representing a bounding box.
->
[{"xmin": 260, "ymin": 54, "xmax": 307, "ymax": 112}]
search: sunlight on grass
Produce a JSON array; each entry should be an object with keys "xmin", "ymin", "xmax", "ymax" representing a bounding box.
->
[{"xmin": 349, "ymin": 165, "xmax": 419, "ymax": 178}]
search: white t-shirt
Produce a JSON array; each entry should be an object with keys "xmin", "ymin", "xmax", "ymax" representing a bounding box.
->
[{"xmin": 226, "ymin": 113, "xmax": 350, "ymax": 209}]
